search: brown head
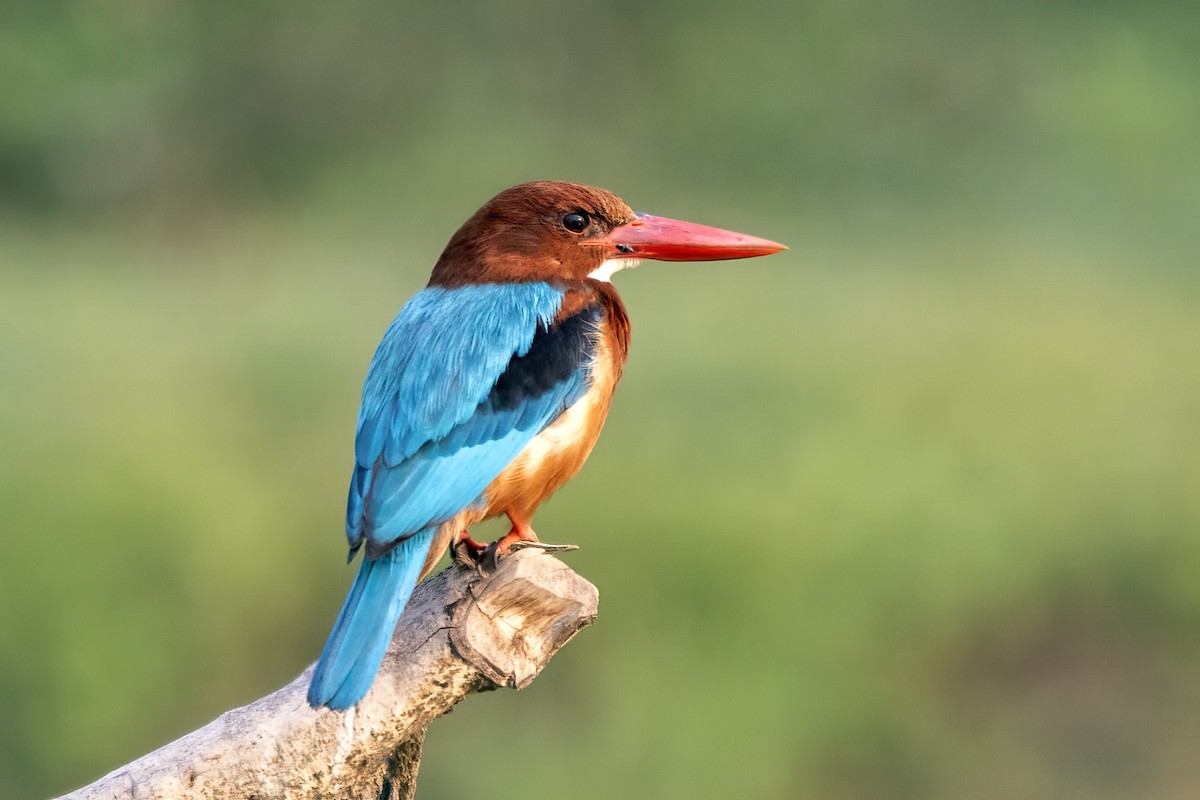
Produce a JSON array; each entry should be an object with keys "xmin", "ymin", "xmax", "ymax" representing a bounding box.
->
[{"xmin": 428, "ymin": 180, "xmax": 786, "ymax": 288}]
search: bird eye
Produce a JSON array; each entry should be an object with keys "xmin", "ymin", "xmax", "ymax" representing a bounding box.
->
[{"xmin": 562, "ymin": 211, "xmax": 590, "ymax": 234}]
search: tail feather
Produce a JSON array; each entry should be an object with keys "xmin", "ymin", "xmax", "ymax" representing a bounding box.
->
[{"xmin": 307, "ymin": 528, "xmax": 435, "ymax": 710}]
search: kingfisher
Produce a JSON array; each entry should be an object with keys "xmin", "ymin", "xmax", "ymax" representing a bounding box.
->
[{"xmin": 307, "ymin": 181, "xmax": 785, "ymax": 710}]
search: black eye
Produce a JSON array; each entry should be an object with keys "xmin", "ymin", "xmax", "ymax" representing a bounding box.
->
[{"xmin": 562, "ymin": 211, "xmax": 589, "ymax": 233}]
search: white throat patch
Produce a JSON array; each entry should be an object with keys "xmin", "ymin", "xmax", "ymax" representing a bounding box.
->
[{"xmin": 588, "ymin": 258, "xmax": 640, "ymax": 283}]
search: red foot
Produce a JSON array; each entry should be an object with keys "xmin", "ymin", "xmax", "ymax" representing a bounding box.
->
[
  {"xmin": 457, "ymin": 529, "xmax": 489, "ymax": 552},
  {"xmin": 491, "ymin": 519, "xmax": 539, "ymax": 557}
]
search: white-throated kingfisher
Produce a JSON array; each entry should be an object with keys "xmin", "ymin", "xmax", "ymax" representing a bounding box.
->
[{"xmin": 308, "ymin": 181, "xmax": 785, "ymax": 710}]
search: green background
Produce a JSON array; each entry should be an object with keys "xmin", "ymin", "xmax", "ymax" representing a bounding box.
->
[{"xmin": 3, "ymin": 2, "xmax": 1199, "ymax": 798}]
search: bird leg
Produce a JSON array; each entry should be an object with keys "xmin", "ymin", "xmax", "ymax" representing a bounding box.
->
[
  {"xmin": 491, "ymin": 516, "xmax": 578, "ymax": 556},
  {"xmin": 458, "ymin": 515, "xmax": 578, "ymax": 575},
  {"xmin": 490, "ymin": 517, "xmax": 539, "ymax": 555}
]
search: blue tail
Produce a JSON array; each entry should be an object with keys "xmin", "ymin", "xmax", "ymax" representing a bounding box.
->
[{"xmin": 307, "ymin": 528, "xmax": 435, "ymax": 710}]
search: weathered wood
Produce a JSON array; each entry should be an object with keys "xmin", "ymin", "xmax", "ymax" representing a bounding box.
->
[{"xmin": 57, "ymin": 550, "xmax": 598, "ymax": 800}]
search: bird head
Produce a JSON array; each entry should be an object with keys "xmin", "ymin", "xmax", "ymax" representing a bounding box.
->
[{"xmin": 429, "ymin": 181, "xmax": 785, "ymax": 287}]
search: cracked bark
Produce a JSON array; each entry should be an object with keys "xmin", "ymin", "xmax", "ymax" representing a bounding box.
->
[{"xmin": 55, "ymin": 550, "xmax": 598, "ymax": 800}]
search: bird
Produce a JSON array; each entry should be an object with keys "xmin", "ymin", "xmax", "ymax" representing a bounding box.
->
[{"xmin": 307, "ymin": 181, "xmax": 785, "ymax": 710}]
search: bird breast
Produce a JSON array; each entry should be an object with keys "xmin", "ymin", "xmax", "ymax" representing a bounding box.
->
[{"xmin": 483, "ymin": 321, "xmax": 621, "ymax": 520}]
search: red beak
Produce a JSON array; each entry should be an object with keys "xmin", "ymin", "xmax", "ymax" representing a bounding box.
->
[{"xmin": 593, "ymin": 212, "xmax": 786, "ymax": 262}]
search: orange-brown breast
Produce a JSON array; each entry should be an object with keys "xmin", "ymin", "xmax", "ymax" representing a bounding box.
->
[{"xmin": 483, "ymin": 282, "xmax": 629, "ymax": 522}]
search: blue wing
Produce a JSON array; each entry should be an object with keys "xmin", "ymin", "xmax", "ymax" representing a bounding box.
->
[
  {"xmin": 347, "ymin": 282, "xmax": 598, "ymax": 557},
  {"xmin": 310, "ymin": 282, "xmax": 600, "ymax": 709}
]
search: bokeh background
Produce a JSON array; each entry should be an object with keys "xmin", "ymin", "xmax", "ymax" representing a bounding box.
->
[{"xmin": 3, "ymin": 2, "xmax": 1199, "ymax": 798}]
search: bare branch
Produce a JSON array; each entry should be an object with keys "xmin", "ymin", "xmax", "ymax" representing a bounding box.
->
[{"xmin": 57, "ymin": 550, "xmax": 598, "ymax": 800}]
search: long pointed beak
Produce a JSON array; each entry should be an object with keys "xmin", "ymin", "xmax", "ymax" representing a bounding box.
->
[{"xmin": 592, "ymin": 212, "xmax": 787, "ymax": 262}]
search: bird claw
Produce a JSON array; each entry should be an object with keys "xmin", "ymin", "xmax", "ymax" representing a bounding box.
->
[
  {"xmin": 452, "ymin": 538, "xmax": 579, "ymax": 576},
  {"xmin": 451, "ymin": 538, "xmax": 484, "ymax": 571}
]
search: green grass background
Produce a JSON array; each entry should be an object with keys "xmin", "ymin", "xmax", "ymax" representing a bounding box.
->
[{"xmin": 2, "ymin": 2, "xmax": 1199, "ymax": 798}]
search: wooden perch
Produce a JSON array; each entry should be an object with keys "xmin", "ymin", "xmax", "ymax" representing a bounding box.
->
[{"xmin": 56, "ymin": 550, "xmax": 598, "ymax": 800}]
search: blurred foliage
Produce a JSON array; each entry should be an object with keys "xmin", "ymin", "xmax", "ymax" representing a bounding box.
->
[{"xmin": 2, "ymin": 1, "xmax": 1199, "ymax": 799}]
